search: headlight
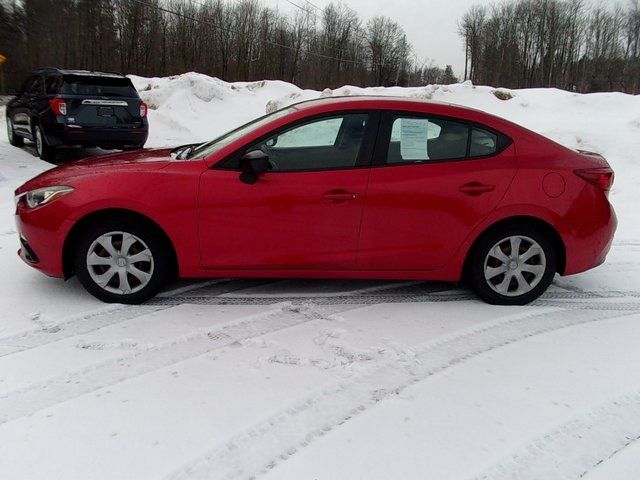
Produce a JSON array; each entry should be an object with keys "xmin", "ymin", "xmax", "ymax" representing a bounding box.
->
[{"xmin": 17, "ymin": 186, "xmax": 75, "ymax": 209}]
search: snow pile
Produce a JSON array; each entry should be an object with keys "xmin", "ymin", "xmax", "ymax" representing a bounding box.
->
[{"xmin": 130, "ymin": 72, "xmax": 640, "ymax": 241}]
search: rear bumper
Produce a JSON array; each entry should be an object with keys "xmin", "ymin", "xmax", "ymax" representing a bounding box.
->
[
  {"xmin": 563, "ymin": 199, "xmax": 617, "ymax": 276},
  {"xmin": 44, "ymin": 121, "xmax": 149, "ymax": 148}
]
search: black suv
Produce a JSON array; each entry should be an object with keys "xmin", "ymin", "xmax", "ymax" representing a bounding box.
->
[{"xmin": 6, "ymin": 68, "xmax": 148, "ymax": 161}]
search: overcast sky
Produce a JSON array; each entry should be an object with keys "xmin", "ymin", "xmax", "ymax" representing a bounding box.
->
[{"xmin": 267, "ymin": 0, "xmax": 621, "ymax": 76}]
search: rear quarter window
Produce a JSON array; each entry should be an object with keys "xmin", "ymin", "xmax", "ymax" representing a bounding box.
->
[
  {"xmin": 470, "ymin": 127, "xmax": 498, "ymax": 157},
  {"xmin": 61, "ymin": 76, "xmax": 139, "ymax": 97}
]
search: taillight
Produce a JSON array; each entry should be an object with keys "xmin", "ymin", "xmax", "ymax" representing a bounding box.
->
[
  {"xmin": 574, "ymin": 167, "xmax": 614, "ymax": 191},
  {"xmin": 49, "ymin": 98, "xmax": 67, "ymax": 116},
  {"xmin": 140, "ymin": 101, "xmax": 147, "ymax": 117}
]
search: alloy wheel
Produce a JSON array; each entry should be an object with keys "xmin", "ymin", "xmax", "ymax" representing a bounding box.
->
[
  {"xmin": 483, "ymin": 235, "xmax": 546, "ymax": 297},
  {"xmin": 35, "ymin": 127, "xmax": 43, "ymax": 156},
  {"xmin": 86, "ymin": 231, "xmax": 155, "ymax": 295}
]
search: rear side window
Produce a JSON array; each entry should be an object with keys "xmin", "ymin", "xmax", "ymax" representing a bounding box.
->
[
  {"xmin": 387, "ymin": 117, "xmax": 469, "ymax": 163},
  {"xmin": 60, "ymin": 76, "xmax": 139, "ymax": 97},
  {"xmin": 45, "ymin": 76, "xmax": 62, "ymax": 94},
  {"xmin": 25, "ymin": 75, "xmax": 44, "ymax": 96}
]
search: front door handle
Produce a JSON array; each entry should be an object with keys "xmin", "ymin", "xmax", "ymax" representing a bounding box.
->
[
  {"xmin": 459, "ymin": 182, "xmax": 495, "ymax": 196},
  {"xmin": 322, "ymin": 191, "xmax": 360, "ymax": 203}
]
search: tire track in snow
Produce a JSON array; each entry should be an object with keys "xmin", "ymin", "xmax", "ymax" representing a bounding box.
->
[
  {"xmin": 0, "ymin": 302, "xmax": 359, "ymax": 425},
  {"xmin": 0, "ymin": 279, "xmax": 270, "ymax": 357},
  {"xmin": 472, "ymin": 392, "xmax": 640, "ymax": 480},
  {"xmin": 162, "ymin": 306, "xmax": 639, "ymax": 480}
]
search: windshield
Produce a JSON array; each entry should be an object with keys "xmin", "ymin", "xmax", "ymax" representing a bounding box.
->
[{"xmin": 187, "ymin": 105, "xmax": 297, "ymax": 159}]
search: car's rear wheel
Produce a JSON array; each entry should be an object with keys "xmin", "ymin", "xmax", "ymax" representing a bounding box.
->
[
  {"xmin": 74, "ymin": 221, "xmax": 172, "ymax": 304},
  {"xmin": 467, "ymin": 225, "xmax": 556, "ymax": 305},
  {"xmin": 33, "ymin": 124, "xmax": 56, "ymax": 162},
  {"xmin": 6, "ymin": 117, "xmax": 24, "ymax": 146}
]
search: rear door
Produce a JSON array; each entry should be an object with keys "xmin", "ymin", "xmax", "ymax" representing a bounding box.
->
[
  {"xmin": 198, "ymin": 112, "xmax": 378, "ymax": 270},
  {"xmin": 357, "ymin": 112, "xmax": 517, "ymax": 271},
  {"xmin": 59, "ymin": 75, "xmax": 142, "ymax": 128}
]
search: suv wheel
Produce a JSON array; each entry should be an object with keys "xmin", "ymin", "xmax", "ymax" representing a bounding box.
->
[
  {"xmin": 74, "ymin": 221, "xmax": 172, "ymax": 304},
  {"xmin": 467, "ymin": 225, "xmax": 557, "ymax": 305},
  {"xmin": 6, "ymin": 117, "xmax": 24, "ymax": 146},
  {"xmin": 34, "ymin": 124, "xmax": 56, "ymax": 162}
]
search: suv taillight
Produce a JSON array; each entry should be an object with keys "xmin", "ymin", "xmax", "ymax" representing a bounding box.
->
[
  {"xmin": 140, "ymin": 101, "xmax": 147, "ymax": 118},
  {"xmin": 574, "ymin": 167, "xmax": 614, "ymax": 191},
  {"xmin": 49, "ymin": 98, "xmax": 67, "ymax": 116}
]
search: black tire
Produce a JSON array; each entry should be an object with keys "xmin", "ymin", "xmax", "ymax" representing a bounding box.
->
[
  {"xmin": 74, "ymin": 220, "xmax": 173, "ymax": 304},
  {"xmin": 33, "ymin": 124, "xmax": 56, "ymax": 162},
  {"xmin": 6, "ymin": 116, "xmax": 24, "ymax": 146},
  {"xmin": 467, "ymin": 224, "xmax": 557, "ymax": 306}
]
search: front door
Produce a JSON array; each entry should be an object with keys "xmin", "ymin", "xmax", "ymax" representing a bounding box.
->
[{"xmin": 198, "ymin": 112, "xmax": 378, "ymax": 270}]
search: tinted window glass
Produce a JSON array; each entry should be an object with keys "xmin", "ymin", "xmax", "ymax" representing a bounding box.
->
[
  {"xmin": 273, "ymin": 117, "xmax": 343, "ymax": 148},
  {"xmin": 470, "ymin": 127, "xmax": 498, "ymax": 157},
  {"xmin": 60, "ymin": 76, "xmax": 139, "ymax": 97},
  {"xmin": 45, "ymin": 76, "xmax": 62, "ymax": 94},
  {"xmin": 26, "ymin": 75, "xmax": 44, "ymax": 96},
  {"xmin": 255, "ymin": 114, "xmax": 368, "ymax": 171},
  {"xmin": 387, "ymin": 116, "xmax": 469, "ymax": 163}
]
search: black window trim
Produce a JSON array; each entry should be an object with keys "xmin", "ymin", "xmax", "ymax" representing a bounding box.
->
[
  {"xmin": 372, "ymin": 110, "xmax": 513, "ymax": 167},
  {"xmin": 213, "ymin": 110, "xmax": 382, "ymax": 173}
]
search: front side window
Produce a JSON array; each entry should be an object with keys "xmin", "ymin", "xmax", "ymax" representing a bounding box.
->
[
  {"xmin": 387, "ymin": 116, "xmax": 469, "ymax": 163},
  {"xmin": 251, "ymin": 113, "xmax": 369, "ymax": 171}
]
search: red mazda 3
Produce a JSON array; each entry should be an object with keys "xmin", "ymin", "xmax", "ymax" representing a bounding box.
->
[{"xmin": 14, "ymin": 96, "xmax": 616, "ymax": 305}]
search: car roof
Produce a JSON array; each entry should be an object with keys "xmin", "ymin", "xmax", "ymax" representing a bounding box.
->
[
  {"xmin": 290, "ymin": 95, "xmax": 486, "ymax": 116},
  {"xmin": 33, "ymin": 68, "xmax": 126, "ymax": 79}
]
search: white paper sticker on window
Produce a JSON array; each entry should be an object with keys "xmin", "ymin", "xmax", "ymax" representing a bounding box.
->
[{"xmin": 400, "ymin": 118, "xmax": 429, "ymax": 160}]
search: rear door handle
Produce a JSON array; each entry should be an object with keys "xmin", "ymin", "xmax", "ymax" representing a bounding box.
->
[
  {"xmin": 459, "ymin": 182, "xmax": 495, "ymax": 196},
  {"xmin": 322, "ymin": 191, "xmax": 360, "ymax": 203}
]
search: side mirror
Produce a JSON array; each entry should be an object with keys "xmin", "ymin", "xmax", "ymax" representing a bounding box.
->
[
  {"xmin": 6, "ymin": 88, "xmax": 18, "ymax": 96},
  {"xmin": 239, "ymin": 150, "xmax": 271, "ymax": 185}
]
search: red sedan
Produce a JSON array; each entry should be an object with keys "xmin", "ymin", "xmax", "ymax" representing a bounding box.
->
[{"xmin": 14, "ymin": 96, "xmax": 616, "ymax": 305}]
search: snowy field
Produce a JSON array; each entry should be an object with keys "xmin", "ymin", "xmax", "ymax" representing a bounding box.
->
[{"xmin": 1, "ymin": 74, "xmax": 640, "ymax": 479}]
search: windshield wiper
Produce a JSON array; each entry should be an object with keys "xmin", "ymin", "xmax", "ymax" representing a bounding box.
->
[{"xmin": 170, "ymin": 143, "xmax": 200, "ymax": 159}]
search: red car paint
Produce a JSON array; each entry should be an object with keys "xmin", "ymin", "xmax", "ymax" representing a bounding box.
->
[{"xmin": 15, "ymin": 96, "xmax": 616, "ymax": 284}]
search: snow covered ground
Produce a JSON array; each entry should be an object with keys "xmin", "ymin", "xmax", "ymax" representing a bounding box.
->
[{"xmin": 1, "ymin": 74, "xmax": 640, "ymax": 479}]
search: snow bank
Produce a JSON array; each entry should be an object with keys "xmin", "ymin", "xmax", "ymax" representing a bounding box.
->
[{"xmin": 129, "ymin": 72, "xmax": 640, "ymax": 241}]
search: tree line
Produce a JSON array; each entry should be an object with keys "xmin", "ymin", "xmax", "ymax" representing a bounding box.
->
[
  {"xmin": 0, "ymin": 0, "xmax": 457, "ymax": 91},
  {"xmin": 459, "ymin": 0, "xmax": 640, "ymax": 93}
]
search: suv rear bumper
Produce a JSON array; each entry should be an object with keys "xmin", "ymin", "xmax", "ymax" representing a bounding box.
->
[{"xmin": 44, "ymin": 121, "xmax": 149, "ymax": 148}]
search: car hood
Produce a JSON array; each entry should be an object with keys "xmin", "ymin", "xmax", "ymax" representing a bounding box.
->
[{"xmin": 16, "ymin": 148, "xmax": 175, "ymax": 194}]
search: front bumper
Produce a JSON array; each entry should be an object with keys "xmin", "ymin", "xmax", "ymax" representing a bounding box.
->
[{"xmin": 15, "ymin": 202, "xmax": 71, "ymax": 279}]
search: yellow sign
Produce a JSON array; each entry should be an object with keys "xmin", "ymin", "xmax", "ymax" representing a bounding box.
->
[{"xmin": 0, "ymin": 54, "xmax": 6, "ymax": 64}]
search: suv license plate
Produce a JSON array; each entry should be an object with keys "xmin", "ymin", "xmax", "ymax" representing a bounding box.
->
[{"xmin": 98, "ymin": 107, "xmax": 114, "ymax": 117}]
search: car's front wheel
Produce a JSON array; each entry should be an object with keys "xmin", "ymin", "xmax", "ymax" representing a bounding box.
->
[
  {"xmin": 467, "ymin": 225, "xmax": 557, "ymax": 305},
  {"xmin": 74, "ymin": 221, "xmax": 172, "ymax": 304},
  {"xmin": 6, "ymin": 116, "xmax": 24, "ymax": 146}
]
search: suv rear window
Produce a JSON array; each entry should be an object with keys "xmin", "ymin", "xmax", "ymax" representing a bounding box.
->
[{"xmin": 60, "ymin": 76, "xmax": 139, "ymax": 97}]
